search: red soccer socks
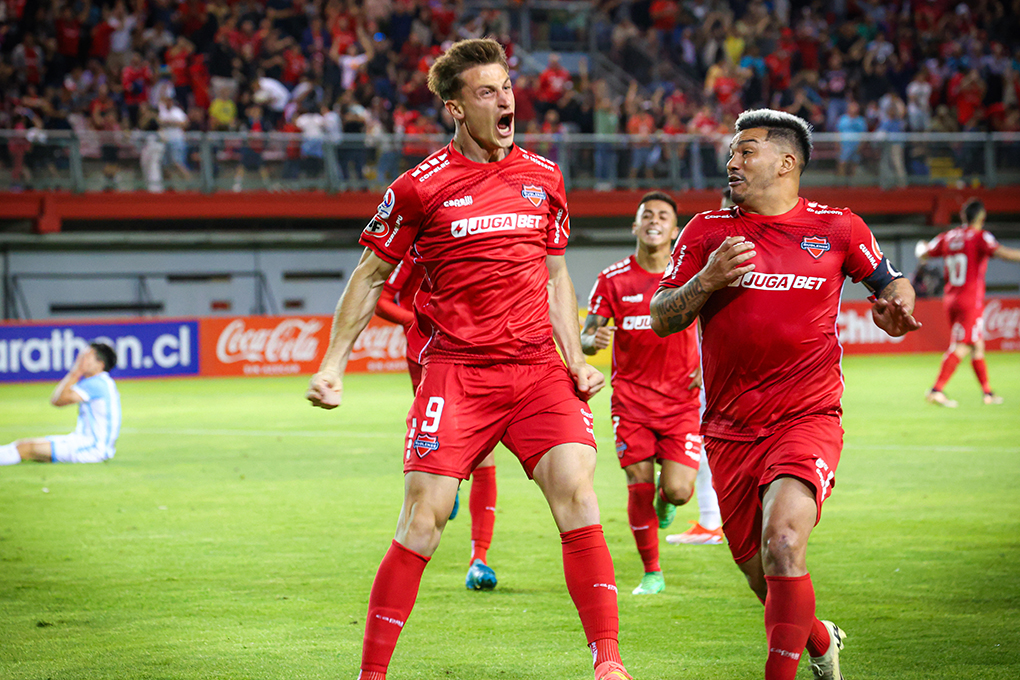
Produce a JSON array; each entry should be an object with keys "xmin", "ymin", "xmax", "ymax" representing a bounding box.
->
[
  {"xmin": 561, "ymin": 524, "xmax": 622, "ymax": 668},
  {"xmin": 933, "ymin": 352, "xmax": 961, "ymax": 391},
  {"xmin": 763, "ymin": 574, "xmax": 816, "ymax": 680},
  {"xmin": 627, "ymin": 483, "xmax": 660, "ymax": 573},
  {"xmin": 360, "ymin": 541, "xmax": 429, "ymax": 676},
  {"xmin": 469, "ymin": 465, "xmax": 497, "ymax": 564},
  {"xmin": 972, "ymin": 357, "xmax": 992, "ymax": 393}
]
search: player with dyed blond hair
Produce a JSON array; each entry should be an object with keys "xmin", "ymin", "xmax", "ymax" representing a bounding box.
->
[
  {"xmin": 652, "ymin": 109, "xmax": 920, "ymax": 680},
  {"xmin": 307, "ymin": 38, "xmax": 632, "ymax": 680}
]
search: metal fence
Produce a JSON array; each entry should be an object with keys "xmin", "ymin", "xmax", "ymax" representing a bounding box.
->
[{"xmin": 2, "ymin": 130, "xmax": 1018, "ymax": 194}]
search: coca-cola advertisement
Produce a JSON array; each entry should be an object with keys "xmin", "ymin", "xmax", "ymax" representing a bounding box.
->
[
  {"xmin": 838, "ymin": 297, "xmax": 1020, "ymax": 354},
  {"xmin": 199, "ymin": 315, "xmax": 407, "ymax": 376}
]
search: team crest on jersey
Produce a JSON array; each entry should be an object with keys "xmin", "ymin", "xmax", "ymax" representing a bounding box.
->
[
  {"xmin": 800, "ymin": 236, "xmax": 831, "ymax": 259},
  {"xmin": 413, "ymin": 433, "xmax": 440, "ymax": 458},
  {"xmin": 521, "ymin": 184, "xmax": 547, "ymax": 207}
]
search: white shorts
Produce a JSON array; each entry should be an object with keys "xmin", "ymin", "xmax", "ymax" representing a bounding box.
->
[{"xmin": 47, "ymin": 434, "xmax": 112, "ymax": 464}]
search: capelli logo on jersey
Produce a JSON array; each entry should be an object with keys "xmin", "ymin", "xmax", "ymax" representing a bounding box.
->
[
  {"xmin": 621, "ymin": 293, "xmax": 644, "ymax": 303},
  {"xmin": 443, "ymin": 195, "xmax": 473, "ymax": 208},
  {"xmin": 728, "ymin": 273, "xmax": 826, "ymax": 291},
  {"xmin": 621, "ymin": 315, "xmax": 653, "ymax": 330},
  {"xmin": 450, "ymin": 213, "xmax": 544, "ymax": 238},
  {"xmin": 410, "ymin": 153, "xmax": 450, "ymax": 182},
  {"xmin": 522, "ymin": 184, "xmax": 547, "ymax": 207}
]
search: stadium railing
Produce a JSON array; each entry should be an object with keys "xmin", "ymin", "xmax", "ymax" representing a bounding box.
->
[{"xmin": 1, "ymin": 130, "xmax": 1019, "ymax": 194}]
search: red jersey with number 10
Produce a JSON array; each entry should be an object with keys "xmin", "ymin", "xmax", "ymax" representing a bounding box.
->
[
  {"xmin": 925, "ymin": 227, "xmax": 999, "ymax": 312},
  {"xmin": 587, "ymin": 255, "xmax": 701, "ymax": 418},
  {"xmin": 360, "ymin": 143, "xmax": 571, "ymax": 365},
  {"xmin": 658, "ymin": 198, "xmax": 884, "ymax": 441}
]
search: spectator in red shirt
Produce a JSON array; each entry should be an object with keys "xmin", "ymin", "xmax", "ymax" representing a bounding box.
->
[
  {"xmin": 121, "ymin": 52, "xmax": 152, "ymax": 126},
  {"xmin": 536, "ymin": 53, "xmax": 571, "ymax": 117},
  {"xmin": 281, "ymin": 40, "xmax": 307, "ymax": 87},
  {"xmin": 55, "ymin": 6, "xmax": 83, "ymax": 66},
  {"xmin": 89, "ymin": 6, "xmax": 115, "ymax": 61}
]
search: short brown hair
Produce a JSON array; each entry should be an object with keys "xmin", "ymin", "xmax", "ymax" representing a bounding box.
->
[{"xmin": 427, "ymin": 38, "xmax": 509, "ymax": 101}]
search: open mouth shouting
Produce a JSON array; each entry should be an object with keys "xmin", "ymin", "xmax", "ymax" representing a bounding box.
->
[
  {"xmin": 496, "ymin": 112, "xmax": 514, "ymax": 137},
  {"xmin": 728, "ymin": 174, "xmax": 745, "ymax": 188}
]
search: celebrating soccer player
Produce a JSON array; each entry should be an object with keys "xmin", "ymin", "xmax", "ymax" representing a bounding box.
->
[
  {"xmin": 651, "ymin": 109, "xmax": 921, "ymax": 680},
  {"xmin": 581, "ymin": 191, "xmax": 707, "ymax": 596},
  {"xmin": 917, "ymin": 198, "xmax": 1020, "ymax": 407},
  {"xmin": 375, "ymin": 253, "xmax": 499, "ymax": 590},
  {"xmin": 307, "ymin": 39, "xmax": 632, "ymax": 680}
]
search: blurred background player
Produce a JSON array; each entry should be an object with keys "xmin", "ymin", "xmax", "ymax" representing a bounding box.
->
[
  {"xmin": 652, "ymin": 109, "xmax": 921, "ymax": 680},
  {"xmin": 0, "ymin": 343, "xmax": 120, "ymax": 465},
  {"xmin": 306, "ymin": 39, "xmax": 632, "ymax": 680},
  {"xmin": 581, "ymin": 191, "xmax": 705, "ymax": 596},
  {"xmin": 917, "ymin": 198, "xmax": 1020, "ymax": 407},
  {"xmin": 375, "ymin": 253, "xmax": 499, "ymax": 590}
]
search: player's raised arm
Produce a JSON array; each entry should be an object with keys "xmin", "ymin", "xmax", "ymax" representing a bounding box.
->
[
  {"xmin": 50, "ymin": 350, "xmax": 87, "ymax": 406},
  {"xmin": 306, "ymin": 248, "xmax": 396, "ymax": 409},
  {"xmin": 547, "ymin": 255, "xmax": 605, "ymax": 399},
  {"xmin": 993, "ymin": 243, "xmax": 1020, "ymax": 263},
  {"xmin": 650, "ymin": 236, "xmax": 756, "ymax": 336}
]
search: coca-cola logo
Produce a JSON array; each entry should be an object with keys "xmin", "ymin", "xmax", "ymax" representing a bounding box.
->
[
  {"xmin": 350, "ymin": 324, "xmax": 407, "ymax": 361},
  {"xmin": 216, "ymin": 318, "xmax": 322, "ymax": 364},
  {"xmin": 984, "ymin": 299, "xmax": 1020, "ymax": 341}
]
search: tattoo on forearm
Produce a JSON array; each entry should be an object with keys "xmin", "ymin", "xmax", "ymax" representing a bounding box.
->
[{"xmin": 652, "ymin": 277, "xmax": 709, "ymax": 333}]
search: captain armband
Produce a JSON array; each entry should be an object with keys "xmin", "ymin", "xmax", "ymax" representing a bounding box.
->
[{"xmin": 862, "ymin": 256, "xmax": 904, "ymax": 302}]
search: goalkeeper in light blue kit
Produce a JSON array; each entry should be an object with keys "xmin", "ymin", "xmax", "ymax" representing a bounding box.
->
[{"xmin": 1, "ymin": 342, "xmax": 121, "ymax": 465}]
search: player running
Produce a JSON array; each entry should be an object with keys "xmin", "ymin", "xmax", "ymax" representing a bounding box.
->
[
  {"xmin": 917, "ymin": 198, "xmax": 1020, "ymax": 406},
  {"xmin": 307, "ymin": 39, "xmax": 632, "ymax": 680},
  {"xmin": 651, "ymin": 109, "xmax": 920, "ymax": 680},
  {"xmin": 581, "ymin": 191, "xmax": 706, "ymax": 596},
  {"xmin": 375, "ymin": 254, "xmax": 499, "ymax": 590}
]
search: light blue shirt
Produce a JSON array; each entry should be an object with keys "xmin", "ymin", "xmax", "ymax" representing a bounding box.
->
[{"xmin": 71, "ymin": 372, "xmax": 122, "ymax": 459}]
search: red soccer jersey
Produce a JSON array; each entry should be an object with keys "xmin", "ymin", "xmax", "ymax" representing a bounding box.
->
[
  {"xmin": 359, "ymin": 143, "xmax": 571, "ymax": 365},
  {"xmin": 925, "ymin": 226, "xmax": 999, "ymax": 312},
  {"xmin": 658, "ymin": 198, "xmax": 884, "ymax": 440},
  {"xmin": 588, "ymin": 255, "xmax": 701, "ymax": 417},
  {"xmin": 380, "ymin": 253, "xmax": 429, "ymax": 361}
]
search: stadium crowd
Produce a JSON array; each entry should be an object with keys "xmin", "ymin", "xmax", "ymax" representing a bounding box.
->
[{"xmin": 1, "ymin": 0, "xmax": 1020, "ymax": 189}]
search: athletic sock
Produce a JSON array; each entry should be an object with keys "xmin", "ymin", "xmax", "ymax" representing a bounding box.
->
[
  {"xmin": 695, "ymin": 458, "xmax": 721, "ymax": 530},
  {"xmin": 626, "ymin": 483, "xmax": 660, "ymax": 572},
  {"xmin": 357, "ymin": 672, "xmax": 386, "ymax": 680},
  {"xmin": 469, "ymin": 465, "xmax": 497, "ymax": 564},
  {"xmin": 360, "ymin": 541, "xmax": 429, "ymax": 675},
  {"xmin": 972, "ymin": 358, "xmax": 992, "ymax": 393},
  {"xmin": 806, "ymin": 617, "xmax": 832, "ymax": 657},
  {"xmin": 764, "ymin": 574, "xmax": 816, "ymax": 680},
  {"xmin": 0, "ymin": 443, "xmax": 20, "ymax": 466},
  {"xmin": 561, "ymin": 524, "xmax": 622, "ymax": 668},
  {"xmin": 933, "ymin": 353, "xmax": 961, "ymax": 391}
]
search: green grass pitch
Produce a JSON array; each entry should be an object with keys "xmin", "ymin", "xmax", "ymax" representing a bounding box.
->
[{"xmin": 1, "ymin": 352, "xmax": 1018, "ymax": 679}]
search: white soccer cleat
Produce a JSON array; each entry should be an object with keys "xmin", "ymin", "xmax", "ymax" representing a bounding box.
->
[
  {"xmin": 983, "ymin": 392, "xmax": 1004, "ymax": 405},
  {"xmin": 809, "ymin": 620, "xmax": 846, "ymax": 680},
  {"xmin": 925, "ymin": 389, "xmax": 958, "ymax": 408}
]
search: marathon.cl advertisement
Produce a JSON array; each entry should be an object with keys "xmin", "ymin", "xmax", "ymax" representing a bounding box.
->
[
  {"xmin": 0, "ymin": 320, "xmax": 198, "ymax": 382},
  {"xmin": 198, "ymin": 314, "xmax": 407, "ymax": 377}
]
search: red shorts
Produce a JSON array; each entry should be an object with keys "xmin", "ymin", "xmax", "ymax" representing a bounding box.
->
[
  {"xmin": 612, "ymin": 406, "xmax": 702, "ymax": 470},
  {"xmin": 407, "ymin": 356, "xmax": 423, "ymax": 393},
  {"xmin": 404, "ymin": 360, "xmax": 596, "ymax": 480},
  {"xmin": 947, "ymin": 303, "xmax": 984, "ymax": 345},
  {"xmin": 705, "ymin": 413, "xmax": 843, "ymax": 564}
]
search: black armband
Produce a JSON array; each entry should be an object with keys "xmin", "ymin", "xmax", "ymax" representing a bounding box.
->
[{"xmin": 862, "ymin": 256, "xmax": 904, "ymax": 301}]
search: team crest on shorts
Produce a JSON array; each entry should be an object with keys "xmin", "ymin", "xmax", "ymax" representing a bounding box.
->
[
  {"xmin": 800, "ymin": 235, "xmax": 831, "ymax": 259},
  {"xmin": 413, "ymin": 433, "xmax": 440, "ymax": 458},
  {"xmin": 522, "ymin": 184, "xmax": 547, "ymax": 207},
  {"xmin": 615, "ymin": 441, "xmax": 628, "ymax": 459}
]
